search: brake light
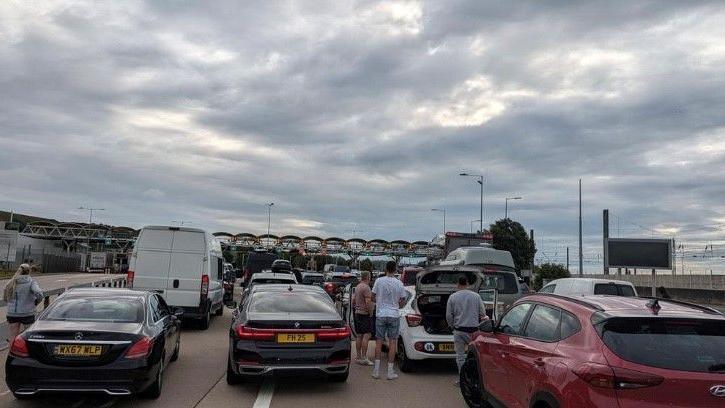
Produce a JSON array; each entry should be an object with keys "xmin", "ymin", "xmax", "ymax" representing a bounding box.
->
[
  {"xmin": 124, "ymin": 337, "xmax": 154, "ymax": 359},
  {"xmin": 200, "ymin": 274, "xmax": 209, "ymax": 301},
  {"xmin": 127, "ymin": 270, "xmax": 134, "ymax": 288},
  {"xmin": 317, "ymin": 326, "xmax": 350, "ymax": 341},
  {"xmin": 9, "ymin": 336, "xmax": 29, "ymax": 358},
  {"xmin": 235, "ymin": 325, "xmax": 276, "ymax": 341},
  {"xmin": 324, "ymin": 283, "xmax": 335, "ymax": 294},
  {"xmin": 572, "ymin": 363, "xmax": 664, "ymax": 389},
  {"xmin": 406, "ymin": 313, "xmax": 422, "ymax": 327}
]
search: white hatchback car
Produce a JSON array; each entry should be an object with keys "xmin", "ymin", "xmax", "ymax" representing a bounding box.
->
[{"xmin": 539, "ymin": 277, "xmax": 637, "ymax": 297}]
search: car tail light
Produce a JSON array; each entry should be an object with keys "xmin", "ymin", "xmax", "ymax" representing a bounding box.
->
[
  {"xmin": 324, "ymin": 283, "xmax": 335, "ymax": 294},
  {"xmin": 124, "ymin": 337, "xmax": 154, "ymax": 359},
  {"xmin": 235, "ymin": 325, "xmax": 276, "ymax": 341},
  {"xmin": 127, "ymin": 270, "xmax": 134, "ymax": 288},
  {"xmin": 200, "ymin": 274, "xmax": 209, "ymax": 302},
  {"xmin": 9, "ymin": 336, "xmax": 29, "ymax": 358},
  {"xmin": 406, "ymin": 313, "xmax": 422, "ymax": 327},
  {"xmin": 573, "ymin": 363, "xmax": 664, "ymax": 389},
  {"xmin": 317, "ymin": 326, "xmax": 350, "ymax": 341}
]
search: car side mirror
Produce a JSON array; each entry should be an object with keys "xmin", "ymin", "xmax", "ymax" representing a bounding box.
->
[
  {"xmin": 173, "ymin": 307, "xmax": 184, "ymax": 319},
  {"xmin": 478, "ymin": 319, "xmax": 494, "ymax": 333}
]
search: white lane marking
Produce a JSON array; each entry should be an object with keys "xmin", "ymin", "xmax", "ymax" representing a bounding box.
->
[{"xmin": 252, "ymin": 379, "xmax": 275, "ymax": 408}]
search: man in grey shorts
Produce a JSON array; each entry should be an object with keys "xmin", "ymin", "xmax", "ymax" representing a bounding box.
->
[
  {"xmin": 371, "ymin": 261, "xmax": 406, "ymax": 380},
  {"xmin": 446, "ymin": 275, "xmax": 487, "ymax": 383}
]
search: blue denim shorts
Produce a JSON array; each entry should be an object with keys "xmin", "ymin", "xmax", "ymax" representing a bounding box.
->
[{"xmin": 375, "ymin": 316, "xmax": 400, "ymax": 340}]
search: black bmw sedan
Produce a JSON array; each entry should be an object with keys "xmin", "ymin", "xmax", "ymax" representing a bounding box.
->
[
  {"xmin": 5, "ymin": 288, "xmax": 182, "ymax": 399},
  {"xmin": 226, "ymin": 284, "xmax": 351, "ymax": 384}
]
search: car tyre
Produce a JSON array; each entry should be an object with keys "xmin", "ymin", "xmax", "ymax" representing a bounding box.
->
[
  {"xmin": 226, "ymin": 358, "xmax": 244, "ymax": 385},
  {"xmin": 460, "ymin": 353, "xmax": 490, "ymax": 408},
  {"xmin": 170, "ymin": 336, "xmax": 180, "ymax": 362},
  {"xmin": 198, "ymin": 306, "xmax": 211, "ymax": 330},
  {"xmin": 396, "ymin": 338, "xmax": 415, "ymax": 373},
  {"xmin": 329, "ymin": 370, "xmax": 349, "ymax": 383},
  {"xmin": 142, "ymin": 354, "xmax": 164, "ymax": 399}
]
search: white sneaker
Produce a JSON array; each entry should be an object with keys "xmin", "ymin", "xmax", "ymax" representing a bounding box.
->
[
  {"xmin": 362, "ymin": 358, "xmax": 374, "ymax": 366},
  {"xmin": 372, "ymin": 369, "xmax": 380, "ymax": 379},
  {"xmin": 355, "ymin": 358, "xmax": 366, "ymax": 365},
  {"xmin": 387, "ymin": 371, "xmax": 399, "ymax": 380}
]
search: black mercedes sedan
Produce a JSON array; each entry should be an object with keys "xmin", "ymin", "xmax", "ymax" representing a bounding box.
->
[
  {"xmin": 226, "ymin": 284, "xmax": 351, "ymax": 384},
  {"xmin": 5, "ymin": 288, "xmax": 182, "ymax": 399}
]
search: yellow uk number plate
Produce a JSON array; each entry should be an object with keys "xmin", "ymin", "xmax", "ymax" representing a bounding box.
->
[
  {"xmin": 277, "ymin": 333, "xmax": 315, "ymax": 344},
  {"xmin": 54, "ymin": 344, "xmax": 103, "ymax": 357},
  {"xmin": 438, "ymin": 343, "xmax": 455, "ymax": 352}
]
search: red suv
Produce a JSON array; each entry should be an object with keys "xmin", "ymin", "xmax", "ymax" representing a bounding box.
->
[{"xmin": 460, "ymin": 293, "xmax": 725, "ymax": 408}]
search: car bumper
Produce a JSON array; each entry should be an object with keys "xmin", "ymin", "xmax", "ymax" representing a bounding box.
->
[
  {"xmin": 5, "ymin": 356, "xmax": 156, "ymax": 396},
  {"xmin": 402, "ymin": 330, "xmax": 456, "ymax": 361},
  {"xmin": 230, "ymin": 339, "xmax": 351, "ymax": 377}
]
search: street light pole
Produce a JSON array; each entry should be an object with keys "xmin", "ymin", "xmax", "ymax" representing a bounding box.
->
[
  {"xmin": 459, "ymin": 173, "xmax": 485, "ymax": 233},
  {"xmin": 505, "ymin": 196, "xmax": 522, "ymax": 219},
  {"xmin": 431, "ymin": 208, "xmax": 446, "ymax": 236},
  {"xmin": 78, "ymin": 206, "xmax": 105, "ymax": 271},
  {"xmin": 266, "ymin": 203, "xmax": 274, "ymax": 237},
  {"xmin": 470, "ymin": 219, "xmax": 481, "ymax": 234}
]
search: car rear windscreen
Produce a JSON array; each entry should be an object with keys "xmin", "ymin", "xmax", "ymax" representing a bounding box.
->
[
  {"xmin": 479, "ymin": 272, "xmax": 518, "ymax": 294},
  {"xmin": 246, "ymin": 253, "xmax": 277, "ymax": 273},
  {"xmin": 593, "ymin": 283, "xmax": 636, "ymax": 297},
  {"xmin": 333, "ymin": 266, "xmax": 350, "ymax": 273},
  {"xmin": 330, "ymin": 275, "xmax": 357, "ymax": 283},
  {"xmin": 43, "ymin": 297, "xmax": 144, "ymax": 323},
  {"xmin": 303, "ymin": 276, "xmax": 324, "ymax": 284},
  {"xmin": 598, "ymin": 318, "xmax": 725, "ymax": 372},
  {"xmin": 252, "ymin": 278, "xmax": 295, "ymax": 284},
  {"xmin": 249, "ymin": 292, "xmax": 335, "ymax": 313}
]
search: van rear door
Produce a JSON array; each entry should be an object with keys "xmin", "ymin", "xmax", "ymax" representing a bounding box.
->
[
  {"xmin": 165, "ymin": 230, "xmax": 206, "ymax": 308},
  {"xmin": 132, "ymin": 228, "xmax": 174, "ymax": 292}
]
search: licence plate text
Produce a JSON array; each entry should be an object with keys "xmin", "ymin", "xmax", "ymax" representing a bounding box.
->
[
  {"xmin": 54, "ymin": 344, "xmax": 103, "ymax": 357},
  {"xmin": 438, "ymin": 343, "xmax": 455, "ymax": 352},
  {"xmin": 277, "ymin": 333, "xmax": 315, "ymax": 343}
]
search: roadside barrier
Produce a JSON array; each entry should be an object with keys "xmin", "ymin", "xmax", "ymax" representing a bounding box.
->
[{"xmin": 40, "ymin": 276, "xmax": 127, "ymax": 309}]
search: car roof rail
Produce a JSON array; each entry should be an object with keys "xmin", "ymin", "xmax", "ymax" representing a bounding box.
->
[
  {"xmin": 639, "ymin": 296, "xmax": 723, "ymax": 315},
  {"xmin": 533, "ymin": 293, "xmax": 604, "ymax": 311}
]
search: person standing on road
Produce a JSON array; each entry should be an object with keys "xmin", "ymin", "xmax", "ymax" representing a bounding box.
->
[
  {"xmin": 371, "ymin": 261, "xmax": 406, "ymax": 380},
  {"xmin": 3, "ymin": 264, "xmax": 43, "ymax": 344},
  {"xmin": 446, "ymin": 275, "xmax": 487, "ymax": 380},
  {"xmin": 352, "ymin": 270, "xmax": 374, "ymax": 365}
]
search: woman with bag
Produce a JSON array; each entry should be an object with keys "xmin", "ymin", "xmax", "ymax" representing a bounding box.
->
[{"xmin": 3, "ymin": 263, "xmax": 44, "ymax": 344}]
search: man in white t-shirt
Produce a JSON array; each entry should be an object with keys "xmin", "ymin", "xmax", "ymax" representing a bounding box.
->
[{"xmin": 371, "ymin": 261, "xmax": 406, "ymax": 380}]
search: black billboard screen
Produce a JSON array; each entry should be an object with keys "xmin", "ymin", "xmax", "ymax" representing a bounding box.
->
[{"xmin": 606, "ymin": 239, "xmax": 672, "ymax": 269}]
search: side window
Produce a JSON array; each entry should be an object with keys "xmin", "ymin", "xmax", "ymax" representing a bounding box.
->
[
  {"xmin": 217, "ymin": 258, "xmax": 223, "ymax": 280},
  {"xmin": 156, "ymin": 295, "xmax": 170, "ymax": 318},
  {"xmin": 560, "ymin": 310, "xmax": 581, "ymax": 339},
  {"xmin": 594, "ymin": 283, "xmax": 619, "ymax": 296},
  {"xmin": 498, "ymin": 303, "xmax": 533, "ymax": 335},
  {"xmin": 540, "ymin": 284, "xmax": 556, "ymax": 294},
  {"xmin": 148, "ymin": 295, "xmax": 161, "ymax": 322},
  {"xmin": 618, "ymin": 285, "xmax": 636, "ymax": 297},
  {"xmin": 523, "ymin": 304, "xmax": 561, "ymax": 342}
]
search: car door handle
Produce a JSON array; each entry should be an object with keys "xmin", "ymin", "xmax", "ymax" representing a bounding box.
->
[
  {"xmin": 173, "ymin": 279, "xmax": 180, "ymax": 289},
  {"xmin": 533, "ymin": 358, "xmax": 545, "ymax": 366}
]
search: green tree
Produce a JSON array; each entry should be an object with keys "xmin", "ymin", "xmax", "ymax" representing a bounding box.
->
[
  {"xmin": 533, "ymin": 263, "xmax": 570, "ymax": 290},
  {"xmin": 489, "ymin": 218, "xmax": 536, "ymax": 272},
  {"xmin": 359, "ymin": 258, "xmax": 373, "ymax": 272}
]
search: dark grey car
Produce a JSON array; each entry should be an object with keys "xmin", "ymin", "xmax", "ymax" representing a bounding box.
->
[{"xmin": 226, "ymin": 284, "xmax": 351, "ymax": 383}]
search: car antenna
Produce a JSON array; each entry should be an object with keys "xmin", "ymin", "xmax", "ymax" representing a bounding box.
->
[
  {"xmin": 288, "ymin": 285, "xmax": 293, "ymax": 292},
  {"xmin": 646, "ymin": 299, "xmax": 661, "ymax": 315}
]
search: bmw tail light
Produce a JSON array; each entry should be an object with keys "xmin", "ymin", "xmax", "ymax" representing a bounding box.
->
[
  {"xmin": 235, "ymin": 325, "xmax": 275, "ymax": 341},
  {"xmin": 124, "ymin": 337, "xmax": 154, "ymax": 359},
  {"xmin": 317, "ymin": 326, "xmax": 351, "ymax": 341},
  {"xmin": 9, "ymin": 336, "xmax": 29, "ymax": 358},
  {"xmin": 405, "ymin": 313, "xmax": 422, "ymax": 327},
  {"xmin": 127, "ymin": 270, "xmax": 135, "ymax": 288},
  {"xmin": 573, "ymin": 363, "xmax": 663, "ymax": 389}
]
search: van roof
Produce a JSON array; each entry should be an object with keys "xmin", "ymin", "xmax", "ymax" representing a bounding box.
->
[{"xmin": 141, "ymin": 225, "xmax": 206, "ymax": 233}]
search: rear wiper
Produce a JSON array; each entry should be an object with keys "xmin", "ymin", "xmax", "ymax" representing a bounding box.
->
[{"xmin": 708, "ymin": 363, "xmax": 725, "ymax": 372}]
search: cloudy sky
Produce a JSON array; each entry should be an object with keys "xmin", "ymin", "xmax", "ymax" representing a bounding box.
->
[{"xmin": 2, "ymin": 1, "xmax": 725, "ymax": 269}]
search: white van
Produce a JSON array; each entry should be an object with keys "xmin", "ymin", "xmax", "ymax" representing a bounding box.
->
[
  {"xmin": 439, "ymin": 246, "xmax": 516, "ymax": 270},
  {"xmin": 128, "ymin": 226, "xmax": 225, "ymax": 329},
  {"xmin": 540, "ymin": 278, "xmax": 638, "ymax": 297}
]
